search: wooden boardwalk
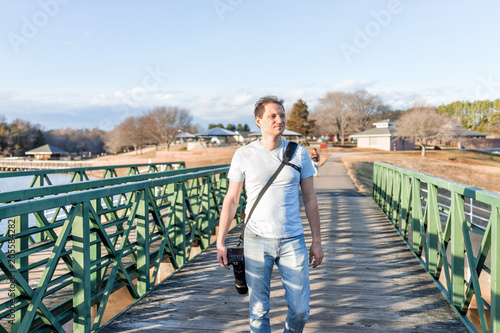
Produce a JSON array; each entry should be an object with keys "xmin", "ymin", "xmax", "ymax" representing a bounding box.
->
[{"xmin": 100, "ymin": 155, "xmax": 468, "ymax": 332}]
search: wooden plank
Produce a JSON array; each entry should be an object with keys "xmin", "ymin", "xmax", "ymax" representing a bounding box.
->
[{"xmin": 100, "ymin": 196, "xmax": 469, "ymax": 332}]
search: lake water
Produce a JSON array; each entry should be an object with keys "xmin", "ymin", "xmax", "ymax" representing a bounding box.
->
[
  {"xmin": 0, "ymin": 173, "xmax": 98, "ymax": 250},
  {"xmin": 0, "ymin": 173, "xmax": 82, "ymax": 192}
]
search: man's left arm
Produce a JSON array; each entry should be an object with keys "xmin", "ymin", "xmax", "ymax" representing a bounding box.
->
[{"xmin": 300, "ymin": 176, "xmax": 323, "ymax": 268}]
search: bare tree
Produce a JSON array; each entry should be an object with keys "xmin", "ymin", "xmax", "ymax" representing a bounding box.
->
[
  {"xmin": 396, "ymin": 103, "xmax": 457, "ymax": 156},
  {"xmin": 144, "ymin": 106, "xmax": 193, "ymax": 150},
  {"xmin": 104, "ymin": 107, "xmax": 195, "ymax": 154},
  {"xmin": 313, "ymin": 90, "xmax": 391, "ymax": 144},
  {"xmin": 315, "ymin": 92, "xmax": 351, "ymax": 144},
  {"xmin": 348, "ymin": 90, "xmax": 390, "ymax": 133},
  {"xmin": 45, "ymin": 128, "xmax": 105, "ymax": 154},
  {"xmin": 104, "ymin": 126, "xmax": 125, "ymax": 154},
  {"xmin": 116, "ymin": 116, "xmax": 150, "ymax": 154}
]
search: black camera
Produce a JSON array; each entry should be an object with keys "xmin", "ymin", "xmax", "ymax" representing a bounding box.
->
[{"xmin": 227, "ymin": 248, "xmax": 248, "ymax": 295}]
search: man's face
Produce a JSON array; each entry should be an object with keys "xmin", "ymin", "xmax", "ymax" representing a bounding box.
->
[{"xmin": 256, "ymin": 103, "xmax": 285, "ymax": 136}]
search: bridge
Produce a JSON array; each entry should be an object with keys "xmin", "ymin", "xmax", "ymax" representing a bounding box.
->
[
  {"xmin": 0, "ymin": 160, "xmax": 94, "ymax": 172},
  {"xmin": 0, "ymin": 155, "xmax": 498, "ymax": 332}
]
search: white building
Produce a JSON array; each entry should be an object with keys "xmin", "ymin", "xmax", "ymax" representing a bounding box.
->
[{"xmin": 349, "ymin": 120, "xmax": 415, "ymax": 151}]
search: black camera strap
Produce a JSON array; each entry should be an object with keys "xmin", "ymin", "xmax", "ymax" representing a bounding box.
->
[{"xmin": 237, "ymin": 141, "xmax": 299, "ymax": 246}]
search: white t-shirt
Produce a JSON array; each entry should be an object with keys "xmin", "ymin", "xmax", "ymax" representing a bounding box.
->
[{"xmin": 228, "ymin": 139, "xmax": 315, "ymax": 238}]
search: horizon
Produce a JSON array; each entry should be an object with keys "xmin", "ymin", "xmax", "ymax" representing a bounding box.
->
[{"xmin": 1, "ymin": 1, "xmax": 499, "ymax": 132}]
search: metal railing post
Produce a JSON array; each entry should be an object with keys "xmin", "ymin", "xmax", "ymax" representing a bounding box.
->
[
  {"xmin": 136, "ymin": 188, "xmax": 151, "ymax": 296},
  {"xmin": 400, "ymin": 174, "xmax": 411, "ymax": 239},
  {"xmin": 169, "ymin": 182, "xmax": 187, "ymax": 268},
  {"xmin": 391, "ymin": 171, "xmax": 401, "ymax": 229},
  {"xmin": 411, "ymin": 177, "xmax": 423, "ymax": 255},
  {"xmin": 492, "ymin": 207, "xmax": 500, "ymax": 332},
  {"xmin": 199, "ymin": 176, "xmax": 212, "ymax": 250},
  {"xmin": 72, "ymin": 202, "xmax": 92, "ymax": 332},
  {"xmin": 11, "ymin": 214, "xmax": 28, "ymax": 332},
  {"xmin": 427, "ymin": 184, "xmax": 440, "ymax": 277},
  {"xmin": 450, "ymin": 192, "xmax": 465, "ymax": 310}
]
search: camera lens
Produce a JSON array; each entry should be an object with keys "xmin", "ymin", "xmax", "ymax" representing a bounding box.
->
[{"xmin": 232, "ymin": 262, "xmax": 248, "ymax": 295}]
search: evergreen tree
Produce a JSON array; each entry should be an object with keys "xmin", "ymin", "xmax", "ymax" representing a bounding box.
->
[
  {"xmin": 438, "ymin": 99, "xmax": 500, "ymax": 134},
  {"xmin": 287, "ymin": 99, "xmax": 315, "ymax": 136},
  {"xmin": 208, "ymin": 123, "xmax": 225, "ymax": 129}
]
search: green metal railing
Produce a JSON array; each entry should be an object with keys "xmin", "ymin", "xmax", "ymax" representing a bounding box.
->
[
  {"xmin": 0, "ymin": 164, "xmax": 225, "ymax": 206},
  {"xmin": 0, "ymin": 165, "xmax": 245, "ymax": 332},
  {"xmin": 0, "ymin": 162, "xmax": 185, "ymax": 188},
  {"xmin": 0, "ymin": 165, "xmax": 229, "ymax": 246},
  {"xmin": 373, "ymin": 161, "xmax": 500, "ymax": 333}
]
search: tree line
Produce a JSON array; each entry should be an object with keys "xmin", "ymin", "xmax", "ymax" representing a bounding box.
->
[
  {"xmin": 437, "ymin": 99, "xmax": 500, "ymax": 133},
  {"xmin": 0, "ymin": 117, "xmax": 45, "ymax": 157},
  {"xmin": 208, "ymin": 123, "xmax": 251, "ymax": 132},
  {"xmin": 0, "ymin": 115, "xmax": 107, "ymax": 157},
  {"xmin": 287, "ymin": 92, "xmax": 500, "ymax": 146},
  {"xmin": 286, "ymin": 92, "xmax": 499, "ymax": 156},
  {"xmin": 1, "ymin": 94, "xmax": 498, "ymax": 157}
]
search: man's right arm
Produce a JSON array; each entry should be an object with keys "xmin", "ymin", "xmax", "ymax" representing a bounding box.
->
[{"xmin": 216, "ymin": 179, "xmax": 244, "ymax": 270}]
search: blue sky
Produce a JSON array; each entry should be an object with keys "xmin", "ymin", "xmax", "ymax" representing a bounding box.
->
[{"xmin": 0, "ymin": 0, "xmax": 499, "ymax": 131}]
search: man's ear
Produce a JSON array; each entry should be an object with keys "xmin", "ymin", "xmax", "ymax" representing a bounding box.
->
[{"xmin": 255, "ymin": 117, "xmax": 261, "ymax": 128}]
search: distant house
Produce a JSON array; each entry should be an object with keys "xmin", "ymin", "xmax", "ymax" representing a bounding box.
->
[
  {"xmin": 234, "ymin": 130, "xmax": 252, "ymax": 144},
  {"xmin": 452, "ymin": 127, "xmax": 493, "ymax": 149},
  {"xmin": 453, "ymin": 127, "xmax": 488, "ymax": 139},
  {"xmin": 25, "ymin": 144, "xmax": 69, "ymax": 160},
  {"xmin": 349, "ymin": 120, "xmax": 415, "ymax": 151}
]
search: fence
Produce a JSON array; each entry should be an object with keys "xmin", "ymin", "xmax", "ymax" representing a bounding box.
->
[
  {"xmin": 0, "ymin": 162, "xmax": 185, "ymax": 188},
  {"xmin": 373, "ymin": 161, "xmax": 500, "ymax": 333},
  {"xmin": 0, "ymin": 165, "xmax": 245, "ymax": 332}
]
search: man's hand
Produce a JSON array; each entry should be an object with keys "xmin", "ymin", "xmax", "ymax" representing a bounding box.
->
[
  {"xmin": 217, "ymin": 245, "xmax": 230, "ymax": 270},
  {"xmin": 309, "ymin": 242, "xmax": 323, "ymax": 268}
]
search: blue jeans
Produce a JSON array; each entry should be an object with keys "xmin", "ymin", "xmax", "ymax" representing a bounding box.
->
[{"xmin": 244, "ymin": 229, "xmax": 310, "ymax": 333}]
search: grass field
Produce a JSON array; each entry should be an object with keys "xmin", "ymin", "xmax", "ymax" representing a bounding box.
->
[{"xmin": 341, "ymin": 149, "xmax": 500, "ymax": 195}]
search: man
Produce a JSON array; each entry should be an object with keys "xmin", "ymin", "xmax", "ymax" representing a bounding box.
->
[
  {"xmin": 217, "ymin": 95, "xmax": 323, "ymax": 333},
  {"xmin": 310, "ymin": 148, "xmax": 319, "ymax": 176}
]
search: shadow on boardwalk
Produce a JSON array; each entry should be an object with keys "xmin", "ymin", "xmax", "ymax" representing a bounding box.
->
[{"xmin": 101, "ymin": 154, "xmax": 468, "ymax": 333}]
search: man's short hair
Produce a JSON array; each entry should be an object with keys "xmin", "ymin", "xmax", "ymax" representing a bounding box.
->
[{"xmin": 254, "ymin": 95, "xmax": 285, "ymax": 119}]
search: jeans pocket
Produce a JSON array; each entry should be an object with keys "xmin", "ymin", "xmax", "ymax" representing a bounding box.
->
[{"xmin": 245, "ymin": 229, "xmax": 261, "ymax": 239}]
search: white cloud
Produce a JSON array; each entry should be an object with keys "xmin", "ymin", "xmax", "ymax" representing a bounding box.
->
[
  {"xmin": 229, "ymin": 92, "xmax": 254, "ymax": 106},
  {"xmin": 0, "ymin": 84, "xmax": 481, "ymax": 131},
  {"xmin": 157, "ymin": 93, "xmax": 175, "ymax": 101},
  {"xmin": 333, "ymin": 79, "xmax": 377, "ymax": 91}
]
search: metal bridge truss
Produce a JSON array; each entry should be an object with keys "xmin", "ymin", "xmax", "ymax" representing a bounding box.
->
[
  {"xmin": 0, "ymin": 162, "xmax": 186, "ymax": 188},
  {"xmin": 373, "ymin": 161, "xmax": 500, "ymax": 333},
  {"xmin": 0, "ymin": 164, "xmax": 245, "ymax": 332}
]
